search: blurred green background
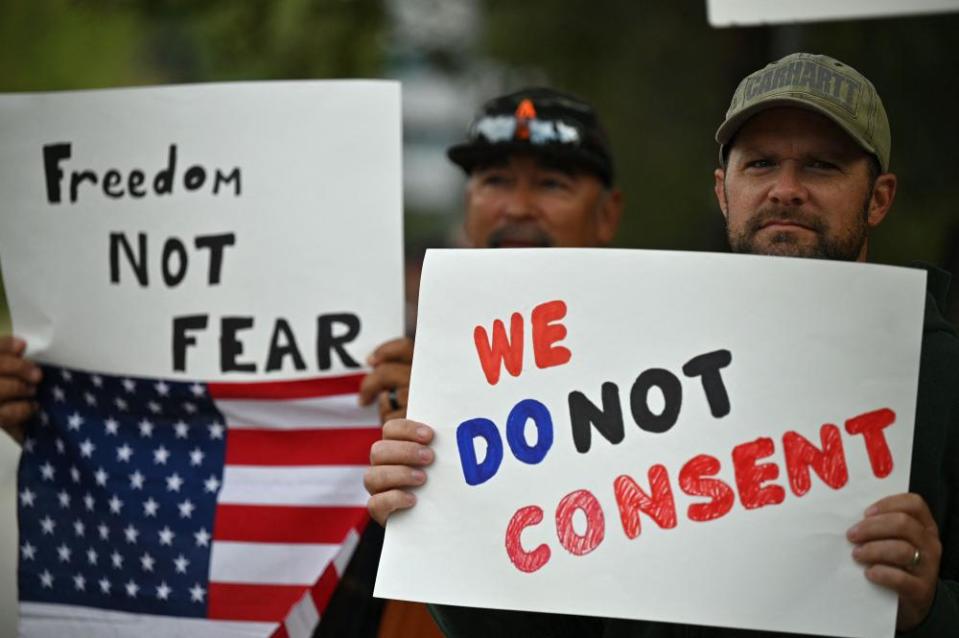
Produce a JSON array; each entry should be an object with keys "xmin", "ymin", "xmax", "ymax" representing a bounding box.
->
[{"xmin": 2, "ymin": 0, "xmax": 959, "ymax": 322}]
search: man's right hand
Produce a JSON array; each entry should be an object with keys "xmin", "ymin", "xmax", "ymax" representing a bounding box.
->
[
  {"xmin": 0, "ymin": 335, "xmax": 41, "ymax": 444},
  {"xmin": 365, "ymin": 418, "xmax": 434, "ymax": 526}
]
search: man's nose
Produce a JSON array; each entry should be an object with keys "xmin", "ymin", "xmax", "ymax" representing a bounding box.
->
[{"xmin": 768, "ymin": 163, "xmax": 808, "ymax": 207}]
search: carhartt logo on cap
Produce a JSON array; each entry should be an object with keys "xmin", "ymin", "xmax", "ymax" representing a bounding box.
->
[
  {"xmin": 514, "ymin": 99, "xmax": 537, "ymax": 141},
  {"xmin": 740, "ymin": 59, "xmax": 862, "ymax": 113}
]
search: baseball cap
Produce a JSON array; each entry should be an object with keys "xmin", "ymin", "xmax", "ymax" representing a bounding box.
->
[
  {"xmin": 716, "ymin": 52, "xmax": 890, "ymax": 172},
  {"xmin": 447, "ymin": 87, "xmax": 615, "ymax": 185}
]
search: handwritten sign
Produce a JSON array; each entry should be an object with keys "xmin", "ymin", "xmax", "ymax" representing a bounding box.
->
[
  {"xmin": 376, "ymin": 249, "xmax": 926, "ymax": 638},
  {"xmin": 0, "ymin": 81, "xmax": 403, "ymax": 380},
  {"xmin": 707, "ymin": 0, "xmax": 959, "ymax": 27}
]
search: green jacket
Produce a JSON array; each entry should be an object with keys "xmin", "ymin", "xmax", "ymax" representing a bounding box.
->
[{"xmin": 430, "ymin": 266, "xmax": 959, "ymax": 638}]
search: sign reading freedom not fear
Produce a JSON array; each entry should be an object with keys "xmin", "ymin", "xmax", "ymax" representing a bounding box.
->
[{"xmin": 375, "ymin": 249, "xmax": 926, "ymax": 638}]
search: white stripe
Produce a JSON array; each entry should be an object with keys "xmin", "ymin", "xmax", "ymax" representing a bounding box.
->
[
  {"xmin": 19, "ymin": 602, "xmax": 275, "ymax": 638},
  {"xmin": 210, "ymin": 541, "xmax": 340, "ymax": 585},
  {"xmin": 284, "ymin": 593, "xmax": 320, "ymax": 638},
  {"xmin": 218, "ymin": 466, "xmax": 368, "ymax": 506},
  {"xmin": 216, "ymin": 395, "xmax": 378, "ymax": 429},
  {"xmin": 333, "ymin": 528, "xmax": 361, "ymax": 577}
]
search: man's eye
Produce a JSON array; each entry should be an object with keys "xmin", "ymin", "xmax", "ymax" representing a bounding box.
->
[
  {"xmin": 539, "ymin": 176, "xmax": 571, "ymax": 190},
  {"xmin": 809, "ymin": 160, "xmax": 838, "ymax": 171},
  {"xmin": 746, "ymin": 159, "xmax": 773, "ymax": 169},
  {"xmin": 480, "ymin": 174, "xmax": 510, "ymax": 186}
]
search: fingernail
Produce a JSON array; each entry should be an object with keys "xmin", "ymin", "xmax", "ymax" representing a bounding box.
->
[
  {"xmin": 416, "ymin": 426, "xmax": 430, "ymax": 441},
  {"xmin": 865, "ymin": 504, "xmax": 878, "ymax": 516},
  {"xmin": 366, "ymin": 354, "xmax": 378, "ymax": 366},
  {"xmin": 847, "ymin": 524, "xmax": 860, "ymax": 539},
  {"xmin": 28, "ymin": 368, "xmax": 42, "ymax": 383},
  {"xmin": 417, "ymin": 447, "xmax": 433, "ymax": 462},
  {"xmin": 851, "ymin": 545, "xmax": 863, "ymax": 558},
  {"xmin": 12, "ymin": 337, "xmax": 25, "ymax": 350},
  {"xmin": 405, "ymin": 492, "xmax": 417, "ymax": 507},
  {"xmin": 411, "ymin": 469, "xmax": 426, "ymax": 484}
]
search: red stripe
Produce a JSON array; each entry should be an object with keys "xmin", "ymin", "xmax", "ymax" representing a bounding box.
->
[
  {"xmin": 310, "ymin": 562, "xmax": 341, "ymax": 613},
  {"xmin": 225, "ymin": 427, "xmax": 380, "ymax": 466},
  {"xmin": 208, "ymin": 373, "xmax": 365, "ymax": 400},
  {"xmin": 208, "ymin": 582, "xmax": 307, "ymax": 621},
  {"xmin": 271, "ymin": 625, "xmax": 290, "ymax": 638},
  {"xmin": 213, "ymin": 504, "xmax": 369, "ymax": 543}
]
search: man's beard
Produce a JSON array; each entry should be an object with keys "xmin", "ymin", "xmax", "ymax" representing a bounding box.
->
[
  {"xmin": 487, "ymin": 222, "xmax": 554, "ymax": 248},
  {"xmin": 725, "ymin": 195, "xmax": 870, "ymax": 262}
]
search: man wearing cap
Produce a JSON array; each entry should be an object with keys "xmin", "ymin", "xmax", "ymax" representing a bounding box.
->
[{"xmin": 365, "ymin": 55, "xmax": 958, "ymax": 637}]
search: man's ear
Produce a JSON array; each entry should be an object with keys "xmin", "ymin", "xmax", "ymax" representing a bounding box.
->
[
  {"xmin": 714, "ymin": 168, "xmax": 728, "ymax": 220},
  {"xmin": 596, "ymin": 188, "xmax": 624, "ymax": 245},
  {"xmin": 867, "ymin": 173, "xmax": 897, "ymax": 229}
]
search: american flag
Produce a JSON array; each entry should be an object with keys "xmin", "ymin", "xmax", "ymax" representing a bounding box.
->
[{"xmin": 17, "ymin": 364, "xmax": 379, "ymax": 637}]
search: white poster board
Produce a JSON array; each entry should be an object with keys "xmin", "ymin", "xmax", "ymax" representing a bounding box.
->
[
  {"xmin": 707, "ymin": 0, "xmax": 959, "ymax": 27},
  {"xmin": 376, "ymin": 249, "xmax": 926, "ymax": 638}
]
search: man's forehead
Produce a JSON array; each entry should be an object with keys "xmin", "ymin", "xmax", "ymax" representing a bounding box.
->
[{"xmin": 731, "ymin": 107, "xmax": 867, "ymax": 158}]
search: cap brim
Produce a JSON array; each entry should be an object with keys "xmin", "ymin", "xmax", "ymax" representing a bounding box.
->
[
  {"xmin": 447, "ymin": 142, "xmax": 612, "ymax": 184},
  {"xmin": 715, "ymin": 96, "xmax": 885, "ymax": 171}
]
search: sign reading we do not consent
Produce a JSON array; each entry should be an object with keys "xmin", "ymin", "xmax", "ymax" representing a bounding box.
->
[{"xmin": 377, "ymin": 249, "xmax": 926, "ymax": 638}]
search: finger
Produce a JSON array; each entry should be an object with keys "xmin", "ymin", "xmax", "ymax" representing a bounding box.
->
[
  {"xmin": 363, "ymin": 464, "xmax": 427, "ymax": 495},
  {"xmin": 0, "ymin": 376, "xmax": 37, "ymax": 401},
  {"xmin": 381, "ymin": 408, "xmax": 406, "ymax": 422},
  {"xmin": 368, "ymin": 490, "xmax": 417, "ymax": 526},
  {"xmin": 382, "ymin": 418, "xmax": 433, "ymax": 444},
  {"xmin": 863, "ymin": 563, "xmax": 928, "ymax": 599},
  {"xmin": 369, "ymin": 439, "xmax": 433, "ymax": 467},
  {"xmin": 0, "ymin": 401, "xmax": 35, "ymax": 442},
  {"xmin": 847, "ymin": 511, "xmax": 926, "ymax": 547},
  {"xmin": 0, "ymin": 336, "xmax": 26, "ymax": 356},
  {"xmin": 0, "ymin": 354, "xmax": 42, "ymax": 384},
  {"xmin": 852, "ymin": 539, "xmax": 919, "ymax": 569},
  {"xmin": 367, "ymin": 337, "xmax": 414, "ymax": 366},
  {"xmin": 358, "ymin": 363, "xmax": 411, "ymax": 405},
  {"xmin": 866, "ymin": 493, "xmax": 937, "ymax": 529}
]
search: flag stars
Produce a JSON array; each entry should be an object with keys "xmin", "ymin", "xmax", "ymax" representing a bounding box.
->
[
  {"xmin": 194, "ymin": 528, "xmax": 211, "ymax": 547},
  {"xmin": 104, "ymin": 418, "xmax": 119, "ymax": 435},
  {"xmin": 148, "ymin": 401, "xmax": 162, "ymax": 414},
  {"xmin": 204, "ymin": 476, "xmax": 221, "ymax": 493},
  {"xmin": 189, "ymin": 583, "xmax": 205, "ymax": 602},
  {"xmin": 143, "ymin": 498, "xmax": 159, "ymax": 517},
  {"xmin": 91, "ymin": 374, "xmax": 103, "ymax": 388},
  {"xmin": 40, "ymin": 411, "xmax": 50, "ymax": 426},
  {"xmin": 122, "ymin": 378, "xmax": 137, "ymax": 393},
  {"xmin": 70, "ymin": 466, "xmax": 81, "ymax": 483},
  {"xmin": 166, "ymin": 473, "xmax": 184, "ymax": 492},
  {"xmin": 178, "ymin": 499, "xmax": 195, "ymax": 519},
  {"xmin": 40, "ymin": 571, "xmax": 54, "ymax": 589},
  {"xmin": 53, "ymin": 386, "xmax": 65, "ymax": 402},
  {"xmin": 125, "ymin": 580, "xmax": 139, "ymax": 598},
  {"xmin": 115, "ymin": 397, "xmax": 129, "ymax": 411},
  {"xmin": 208, "ymin": 423, "xmax": 224, "ymax": 440},
  {"xmin": 173, "ymin": 554, "xmax": 190, "ymax": 574},
  {"xmin": 189, "ymin": 447, "xmax": 204, "ymax": 466},
  {"xmin": 23, "ymin": 437, "xmax": 35, "ymax": 453},
  {"xmin": 60, "ymin": 369, "xmax": 74, "ymax": 383},
  {"xmin": 67, "ymin": 412, "xmax": 84, "ymax": 431},
  {"xmin": 73, "ymin": 574, "xmax": 86, "ymax": 592},
  {"xmin": 155, "ymin": 380, "xmax": 170, "ymax": 396},
  {"xmin": 99, "ymin": 577, "xmax": 111, "ymax": 594},
  {"xmin": 129, "ymin": 470, "xmax": 145, "ymax": 490},
  {"xmin": 183, "ymin": 401, "xmax": 198, "ymax": 414},
  {"xmin": 174, "ymin": 421, "xmax": 190, "ymax": 439},
  {"xmin": 111, "ymin": 551, "xmax": 124, "ymax": 569},
  {"xmin": 140, "ymin": 552, "xmax": 155, "ymax": 572},
  {"xmin": 98, "ymin": 524, "xmax": 109, "ymax": 540},
  {"xmin": 156, "ymin": 582, "xmax": 172, "ymax": 600},
  {"xmin": 57, "ymin": 490, "xmax": 71, "ymax": 508},
  {"xmin": 20, "ymin": 488, "xmax": 36, "ymax": 507},
  {"xmin": 190, "ymin": 383, "xmax": 204, "ymax": 397},
  {"xmin": 116, "ymin": 444, "xmax": 133, "ymax": 462},
  {"xmin": 87, "ymin": 548, "xmax": 98, "ymax": 565},
  {"xmin": 40, "ymin": 462, "xmax": 55, "ymax": 481},
  {"xmin": 124, "ymin": 525, "xmax": 139, "ymax": 544},
  {"xmin": 55, "ymin": 439, "xmax": 65, "ymax": 454},
  {"xmin": 57, "ymin": 544, "xmax": 72, "ymax": 563},
  {"xmin": 79, "ymin": 438, "xmax": 95, "ymax": 458},
  {"xmin": 158, "ymin": 526, "xmax": 175, "ymax": 546},
  {"xmin": 108, "ymin": 495, "xmax": 124, "ymax": 514},
  {"xmin": 73, "ymin": 519, "xmax": 86, "ymax": 537},
  {"xmin": 94, "ymin": 468, "xmax": 108, "ymax": 486},
  {"xmin": 154, "ymin": 445, "xmax": 170, "ymax": 465},
  {"xmin": 84, "ymin": 493, "xmax": 95, "ymax": 511},
  {"xmin": 21, "ymin": 542, "xmax": 36, "ymax": 561},
  {"xmin": 84, "ymin": 391, "xmax": 97, "ymax": 407},
  {"xmin": 139, "ymin": 419, "xmax": 154, "ymax": 438},
  {"xmin": 40, "ymin": 516, "xmax": 56, "ymax": 535}
]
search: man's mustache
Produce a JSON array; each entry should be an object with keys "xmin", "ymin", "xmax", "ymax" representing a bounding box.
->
[
  {"xmin": 744, "ymin": 207, "xmax": 827, "ymax": 235},
  {"xmin": 487, "ymin": 223, "xmax": 554, "ymax": 248}
]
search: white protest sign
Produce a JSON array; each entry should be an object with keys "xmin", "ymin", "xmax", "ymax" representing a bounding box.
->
[
  {"xmin": 707, "ymin": 0, "xmax": 959, "ymax": 27},
  {"xmin": 376, "ymin": 249, "xmax": 926, "ymax": 638},
  {"xmin": 0, "ymin": 81, "xmax": 403, "ymax": 381}
]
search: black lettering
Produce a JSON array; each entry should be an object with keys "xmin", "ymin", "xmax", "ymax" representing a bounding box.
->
[
  {"xmin": 42, "ymin": 143, "xmax": 71, "ymax": 204},
  {"xmin": 162, "ymin": 238, "xmax": 188, "ymax": 287},
  {"xmin": 109, "ymin": 232, "xmax": 148, "ymax": 286},
  {"xmin": 70, "ymin": 170, "xmax": 98, "ymax": 203},
  {"xmin": 172, "ymin": 315, "xmax": 208, "ymax": 372},
  {"xmin": 266, "ymin": 319, "xmax": 307, "ymax": 372},
  {"xmin": 568, "ymin": 382, "xmax": 624, "ymax": 454},
  {"xmin": 220, "ymin": 317, "xmax": 256, "ymax": 373},
  {"xmin": 128, "ymin": 170, "xmax": 146, "ymax": 198},
  {"xmin": 682, "ymin": 349, "xmax": 732, "ymax": 418},
  {"xmin": 103, "ymin": 170, "xmax": 124, "ymax": 198},
  {"xmin": 214, "ymin": 168, "xmax": 241, "ymax": 196},
  {"xmin": 184, "ymin": 165, "xmax": 206, "ymax": 191},
  {"xmin": 629, "ymin": 368, "xmax": 682, "ymax": 434},
  {"xmin": 193, "ymin": 233, "xmax": 235, "ymax": 285},
  {"xmin": 317, "ymin": 313, "xmax": 361, "ymax": 370},
  {"xmin": 154, "ymin": 144, "xmax": 177, "ymax": 195}
]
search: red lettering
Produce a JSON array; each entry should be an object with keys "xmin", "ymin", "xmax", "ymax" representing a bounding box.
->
[
  {"xmin": 555, "ymin": 489, "xmax": 605, "ymax": 556},
  {"xmin": 505, "ymin": 505, "xmax": 551, "ymax": 573},
  {"xmin": 844, "ymin": 408, "xmax": 896, "ymax": 478},
  {"xmin": 531, "ymin": 300, "xmax": 571, "ymax": 370},
  {"xmin": 732, "ymin": 437, "xmax": 785, "ymax": 510},
  {"xmin": 678, "ymin": 454, "xmax": 735, "ymax": 522},
  {"xmin": 613, "ymin": 465, "xmax": 677, "ymax": 539},
  {"xmin": 783, "ymin": 425, "xmax": 848, "ymax": 496},
  {"xmin": 473, "ymin": 312, "xmax": 523, "ymax": 385}
]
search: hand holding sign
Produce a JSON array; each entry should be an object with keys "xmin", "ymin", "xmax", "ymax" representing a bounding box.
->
[
  {"xmin": 366, "ymin": 418, "xmax": 434, "ymax": 526},
  {"xmin": 0, "ymin": 335, "xmax": 42, "ymax": 443}
]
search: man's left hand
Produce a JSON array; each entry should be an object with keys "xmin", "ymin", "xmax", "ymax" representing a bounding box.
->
[{"xmin": 847, "ymin": 492, "xmax": 942, "ymax": 631}]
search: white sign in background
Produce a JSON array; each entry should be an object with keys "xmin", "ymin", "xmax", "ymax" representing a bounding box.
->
[
  {"xmin": 376, "ymin": 249, "xmax": 926, "ymax": 638},
  {"xmin": 707, "ymin": 0, "xmax": 959, "ymax": 27},
  {"xmin": 0, "ymin": 81, "xmax": 404, "ymax": 381}
]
